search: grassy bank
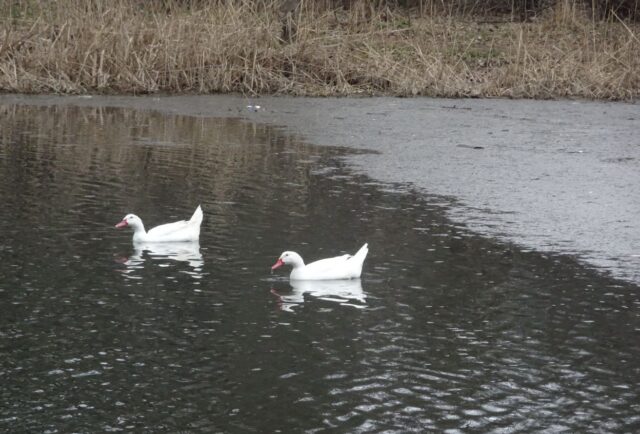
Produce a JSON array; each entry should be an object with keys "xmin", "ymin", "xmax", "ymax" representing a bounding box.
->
[{"xmin": 0, "ymin": 0, "xmax": 638, "ymax": 99}]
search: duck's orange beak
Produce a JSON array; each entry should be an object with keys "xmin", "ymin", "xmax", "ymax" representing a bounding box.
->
[
  {"xmin": 115, "ymin": 220, "xmax": 128, "ymax": 229},
  {"xmin": 271, "ymin": 258, "xmax": 284, "ymax": 270}
]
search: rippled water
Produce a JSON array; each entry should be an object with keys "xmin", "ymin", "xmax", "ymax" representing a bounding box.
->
[{"xmin": 1, "ymin": 104, "xmax": 639, "ymax": 433}]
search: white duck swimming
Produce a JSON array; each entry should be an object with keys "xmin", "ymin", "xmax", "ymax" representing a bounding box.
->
[
  {"xmin": 271, "ymin": 243, "xmax": 368, "ymax": 280},
  {"xmin": 115, "ymin": 205, "xmax": 203, "ymax": 243}
]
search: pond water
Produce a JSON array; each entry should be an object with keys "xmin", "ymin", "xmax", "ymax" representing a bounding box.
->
[{"xmin": 1, "ymin": 104, "xmax": 639, "ymax": 433}]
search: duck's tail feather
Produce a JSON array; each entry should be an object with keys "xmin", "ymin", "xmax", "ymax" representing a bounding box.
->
[
  {"xmin": 353, "ymin": 243, "xmax": 368, "ymax": 263},
  {"xmin": 190, "ymin": 205, "xmax": 203, "ymax": 226},
  {"xmin": 349, "ymin": 243, "xmax": 368, "ymax": 278}
]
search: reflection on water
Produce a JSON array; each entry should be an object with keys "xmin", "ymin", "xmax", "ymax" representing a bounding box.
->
[
  {"xmin": 272, "ymin": 279, "xmax": 366, "ymax": 311},
  {"xmin": 1, "ymin": 104, "xmax": 639, "ymax": 433},
  {"xmin": 119, "ymin": 242, "xmax": 204, "ymax": 278}
]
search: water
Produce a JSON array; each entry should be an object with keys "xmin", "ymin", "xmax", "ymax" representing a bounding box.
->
[{"xmin": 1, "ymin": 104, "xmax": 639, "ymax": 433}]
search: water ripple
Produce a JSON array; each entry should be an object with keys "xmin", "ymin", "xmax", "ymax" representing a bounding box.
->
[{"xmin": 1, "ymin": 104, "xmax": 639, "ymax": 433}]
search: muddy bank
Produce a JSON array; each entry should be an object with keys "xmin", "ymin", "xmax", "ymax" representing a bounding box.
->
[
  {"xmin": 1, "ymin": 94, "xmax": 638, "ymax": 283},
  {"xmin": 1, "ymin": 1, "xmax": 639, "ymax": 99}
]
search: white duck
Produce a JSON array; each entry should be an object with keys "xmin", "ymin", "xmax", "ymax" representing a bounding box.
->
[
  {"xmin": 115, "ymin": 205, "xmax": 203, "ymax": 243},
  {"xmin": 271, "ymin": 243, "xmax": 368, "ymax": 280}
]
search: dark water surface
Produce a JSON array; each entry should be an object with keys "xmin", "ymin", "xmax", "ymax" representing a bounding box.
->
[{"xmin": 1, "ymin": 105, "xmax": 639, "ymax": 433}]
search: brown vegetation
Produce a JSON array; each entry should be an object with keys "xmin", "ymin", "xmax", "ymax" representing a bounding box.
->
[{"xmin": 0, "ymin": 0, "xmax": 638, "ymax": 99}]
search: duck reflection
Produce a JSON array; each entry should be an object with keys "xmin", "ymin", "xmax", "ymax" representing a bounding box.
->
[
  {"xmin": 272, "ymin": 279, "xmax": 366, "ymax": 311},
  {"xmin": 119, "ymin": 242, "xmax": 203, "ymax": 277}
]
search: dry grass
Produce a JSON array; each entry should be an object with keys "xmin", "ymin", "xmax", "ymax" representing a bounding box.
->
[{"xmin": 0, "ymin": 0, "xmax": 638, "ymax": 99}]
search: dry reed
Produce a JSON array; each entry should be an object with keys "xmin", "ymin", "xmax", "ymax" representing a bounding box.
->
[{"xmin": 0, "ymin": 0, "xmax": 638, "ymax": 99}]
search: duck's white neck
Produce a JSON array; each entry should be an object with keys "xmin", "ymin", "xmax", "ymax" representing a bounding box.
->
[{"xmin": 131, "ymin": 223, "xmax": 147, "ymax": 242}]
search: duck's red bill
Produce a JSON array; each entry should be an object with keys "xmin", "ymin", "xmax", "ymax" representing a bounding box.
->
[
  {"xmin": 115, "ymin": 220, "xmax": 128, "ymax": 228},
  {"xmin": 271, "ymin": 258, "xmax": 284, "ymax": 270}
]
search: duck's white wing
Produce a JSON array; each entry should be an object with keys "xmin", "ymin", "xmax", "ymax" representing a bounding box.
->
[
  {"xmin": 304, "ymin": 254, "xmax": 352, "ymax": 273},
  {"xmin": 147, "ymin": 220, "xmax": 190, "ymax": 237},
  {"xmin": 145, "ymin": 206, "xmax": 202, "ymax": 242}
]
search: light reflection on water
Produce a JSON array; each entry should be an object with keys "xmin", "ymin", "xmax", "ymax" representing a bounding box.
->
[
  {"xmin": 271, "ymin": 279, "xmax": 367, "ymax": 311},
  {"xmin": 119, "ymin": 242, "xmax": 204, "ymax": 279},
  {"xmin": 0, "ymin": 104, "xmax": 639, "ymax": 433}
]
